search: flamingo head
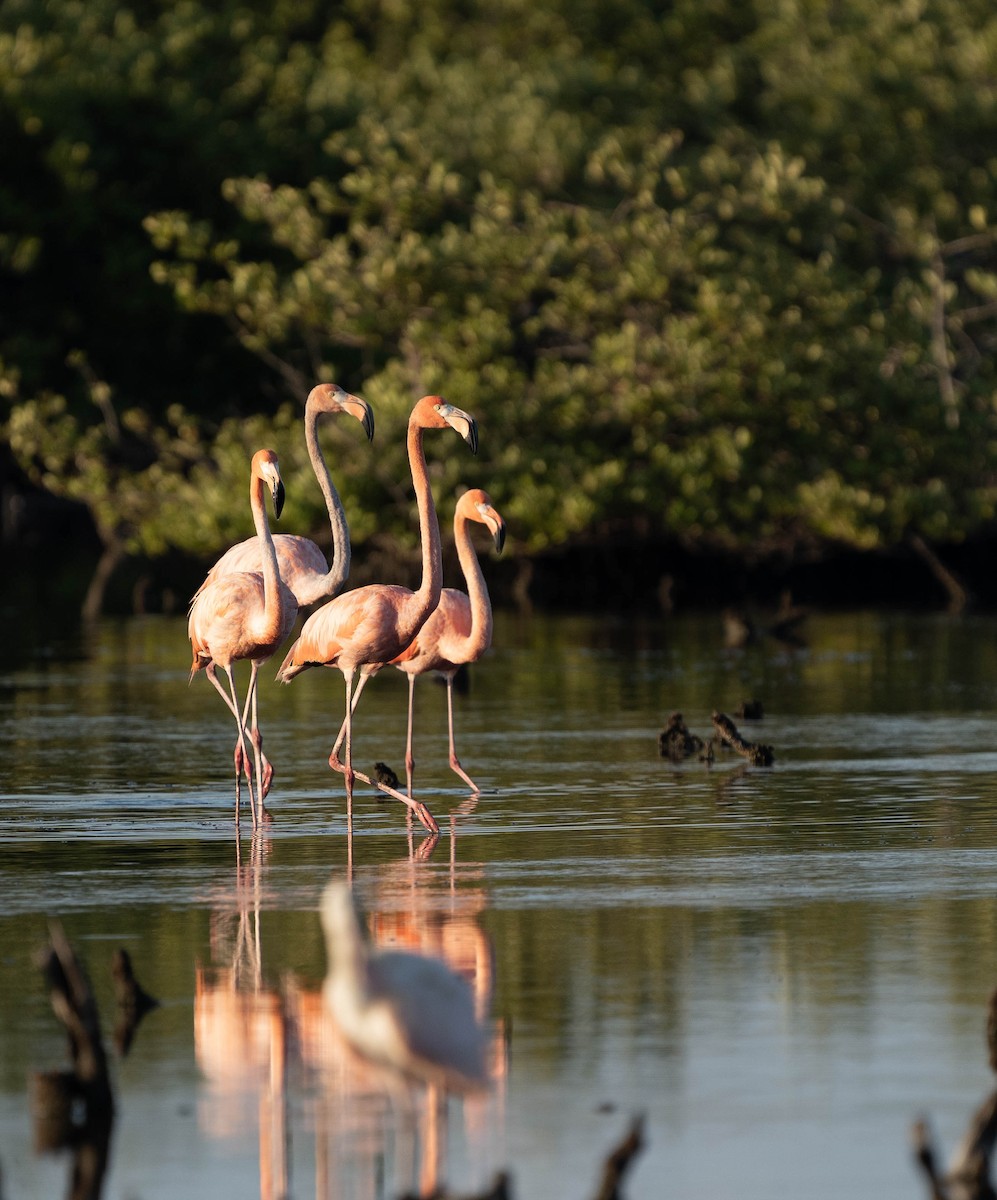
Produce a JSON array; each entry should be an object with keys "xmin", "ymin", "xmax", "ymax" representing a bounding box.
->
[
  {"xmin": 251, "ymin": 449, "xmax": 285, "ymax": 519},
  {"xmin": 412, "ymin": 395, "xmax": 479, "ymax": 454},
  {"xmin": 307, "ymin": 383, "xmax": 375, "ymax": 442},
  {"xmin": 458, "ymin": 488, "xmax": 506, "ymax": 553}
]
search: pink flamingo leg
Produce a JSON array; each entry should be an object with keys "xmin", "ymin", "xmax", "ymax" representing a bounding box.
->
[
  {"xmin": 205, "ymin": 663, "xmax": 250, "ymax": 827},
  {"xmin": 207, "ymin": 662, "xmax": 272, "ymax": 801},
  {"xmin": 239, "ymin": 662, "xmax": 268, "ymax": 830},
  {"xmin": 328, "ymin": 672, "xmax": 371, "ymax": 769},
  {"xmin": 326, "ymin": 672, "xmax": 439, "ymax": 835},
  {"xmin": 343, "ymin": 672, "xmax": 355, "ymax": 840},
  {"xmin": 244, "ymin": 673, "xmax": 274, "ymax": 823},
  {"xmin": 216, "ymin": 664, "xmax": 259, "ymax": 830},
  {"xmin": 404, "ymin": 674, "xmax": 417, "ymax": 797},
  {"xmin": 446, "ymin": 672, "xmax": 479, "ymax": 792}
]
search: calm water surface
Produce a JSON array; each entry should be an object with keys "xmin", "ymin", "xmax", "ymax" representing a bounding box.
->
[{"xmin": 3, "ymin": 609, "xmax": 997, "ymax": 1199}]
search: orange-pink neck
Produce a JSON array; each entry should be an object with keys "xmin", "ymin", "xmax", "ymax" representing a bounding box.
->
[
  {"xmin": 251, "ymin": 472, "xmax": 287, "ymax": 646},
  {"xmin": 406, "ymin": 420, "xmax": 443, "ymax": 631},
  {"xmin": 454, "ymin": 509, "xmax": 493, "ymax": 659}
]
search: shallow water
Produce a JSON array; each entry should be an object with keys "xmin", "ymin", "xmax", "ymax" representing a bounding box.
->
[{"xmin": 3, "ymin": 609, "xmax": 997, "ymax": 1198}]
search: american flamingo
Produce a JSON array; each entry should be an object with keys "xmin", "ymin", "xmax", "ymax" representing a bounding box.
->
[
  {"xmin": 320, "ymin": 879, "xmax": 489, "ymax": 1093},
  {"xmin": 193, "ymin": 383, "xmax": 374, "ymax": 607},
  {"xmin": 276, "ymin": 396, "xmax": 478, "ymax": 837},
  {"xmin": 391, "ymin": 489, "xmax": 505, "ymax": 796},
  {"xmin": 189, "ymin": 449, "xmax": 297, "ymax": 830}
]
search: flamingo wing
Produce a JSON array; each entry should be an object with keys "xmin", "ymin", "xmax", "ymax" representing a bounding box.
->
[
  {"xmin": 190, "ymin": 571, "xmax": 296, "ymax": 668},
  {"xmin": 392, "ymin": 589, "xmax": 473, "ymax": 674},
  {"xmin": 193, "ymin": 534, "xmax": 327, "ymax": 606}
]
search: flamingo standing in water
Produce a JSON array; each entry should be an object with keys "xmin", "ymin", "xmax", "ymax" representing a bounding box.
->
[
  {"xmin": 189, "ymin": 450, "xmax": 297, "ymax": 830},
  {"xmin": 277, "ymin": 396, "xmax": 479, "ymax": 837},
  {"xmin": 391, "ymin": 489, "xmax": 506, "ymax": 796},
  {"xmin": 192, "ymin": 383, "xmax": 373, "ymax": 796}
]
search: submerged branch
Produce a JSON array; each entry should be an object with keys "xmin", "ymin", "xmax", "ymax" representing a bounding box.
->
[{"xmin": 711, "ymin": 712, "xmax": 775, "ymax": 766}]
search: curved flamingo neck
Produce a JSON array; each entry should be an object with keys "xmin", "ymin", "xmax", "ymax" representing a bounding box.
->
[
  {"xmin": 304, "ymin": 403, "xmax": 350, "ymax": 596},
  {"xmin": 407, "ymin": 420, "xmax": 443, "ymax": 627},
  {"xmin": 454, "ymin": 510, "xmax": 493, "ymax": 659},
  {"xmin": 251, "ymin": 472, "xmax": 286, "ymax": 645}
]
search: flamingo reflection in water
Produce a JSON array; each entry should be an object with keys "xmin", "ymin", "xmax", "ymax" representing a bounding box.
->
[
  {"xmin": 194, "ymin": 843, "xmax": 506, "ymax": 1199},
  {"xmin": 194, "ymin": 840, "xmax": 289, "ymax": 1200}
]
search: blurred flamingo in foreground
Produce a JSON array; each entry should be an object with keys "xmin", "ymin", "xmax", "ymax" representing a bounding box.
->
[
  {"xmin": 391, "ymin": 488, "xmax": 505, "ymax": 796},
  {"xmin": 320, "ymin": 878, "xmax": 489, "ymax": 1093},
  {"xmin": 277, "ymin": 395, "xmax": 479, "ymax": 837},
  {"xmin": 188, "ymin": 450, "xmax": 296, "ymax": 829}
]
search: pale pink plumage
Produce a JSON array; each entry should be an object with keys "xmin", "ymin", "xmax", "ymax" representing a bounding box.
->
[
  {"xmin": 189, "ymin": 449, "xmax": 297, "ymax": 829},
  {"xmin": 391, "ymin": 489, "xmax": 506, "ymax": 794},
  {"xmin": 277, "ymin": 396, "xmax": 479, "ymax": 837},
  {"xmin": 194, "ymin": 383, "xmax": 373, "ymax": 609}
]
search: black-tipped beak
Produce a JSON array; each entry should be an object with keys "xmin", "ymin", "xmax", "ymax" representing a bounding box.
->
[
  {"xmin": 465, "ymin": 415, "xmax": 479, "ymax": 455},
  {"xmin": 344, "ymin": 395, "xmax": 375, "ymax": 442},
  {"xmin": 273, "ymin": 479, "xmax": 285, "ymax": 519},
  {"xmin": 438, "ymin": 402, "xmax": 479, "ymax": 454},
  {"xmin": 477, "ymin": 502, "xmax": 506, "ymax": 553}
]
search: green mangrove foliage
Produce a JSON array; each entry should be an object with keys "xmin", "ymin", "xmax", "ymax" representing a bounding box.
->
[{"xmin": 3, "ymin": 0, "xmax": 997, "ymax": 585}]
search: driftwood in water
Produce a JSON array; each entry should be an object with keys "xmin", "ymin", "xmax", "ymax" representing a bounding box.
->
[
  {"xmin": 913, "ymin": 986, "xmax": 997, "ymax": 1200},
  {"xmin": 658, "ymin": 712, "xmax": 706, "ymax": 762},
  {"xmin": 711, "ymin": 712, "xmax": 775, "ymax": 766},
  {"xmin": 591, "ymin": 1115, "xmax": 645, "ymax": 1200},
  {"xmin": 31, "ymin": 922, "xmax": 114, "ymax": 1200}
]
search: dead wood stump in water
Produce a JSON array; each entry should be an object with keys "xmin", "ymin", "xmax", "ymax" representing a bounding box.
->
[
  {"xmin": 913, "ymin": 986, "xmax": 997, "ymax": 1200},
  {"xmin": 658, "ymin": 712, "xmax": 706, "ymax": 761},
  {"xmin": 711, "ymin": 711, "xmax": 775, "ymax": 766}
]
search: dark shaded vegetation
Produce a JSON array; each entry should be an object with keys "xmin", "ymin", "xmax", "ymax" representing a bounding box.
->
[{"xmin": 4, "ymin": 0, "xmax": 997, "ymax": 614}]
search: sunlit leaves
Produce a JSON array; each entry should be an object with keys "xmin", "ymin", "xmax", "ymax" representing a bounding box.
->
[{"xmin": 5, "ymin": 0, "xmax": 997, "ymax": 575}]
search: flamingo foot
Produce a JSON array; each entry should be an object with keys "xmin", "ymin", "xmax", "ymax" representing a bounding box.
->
[
  {"xmin": 260, "ymin": 755, "xmax": 274, "ymax": 799},
  {"xmin": 353, "ymin": 767, "xmax": 440, "ymax": 835},
  {"xmin": 235, "ymin": 742, "xmax": 254, "ymax": 782},
  {"xmin": 449, "ymin": 757, "xmax": 479, "ymax": 792},
  {"xmin": 412, "ymin": 801, "xmax": 439, "ymax": 836}
]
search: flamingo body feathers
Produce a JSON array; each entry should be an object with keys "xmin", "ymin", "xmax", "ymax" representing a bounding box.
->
[{"xmin": 189, "ymin": 570, "xmax": 297, "ymax": 675}]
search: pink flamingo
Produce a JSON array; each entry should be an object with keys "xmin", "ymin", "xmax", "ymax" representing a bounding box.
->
[
  {"xmin": 189, "ymin": 450, "xmax": 297, "ymax": 830},
  {"xmin": 193, "ymin": 383, "xmax": 374, "ymax": 607},
  {"xmin": 192, "ymin": 383, "xmax": 373, "ymax": 796},
  {"xmin": 277, "ymin": 396, "xmax": 479, "ymax": 838},
  {"xmin": 391, "ymin": 489, "xmax": 505, "ymax": 796}
]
